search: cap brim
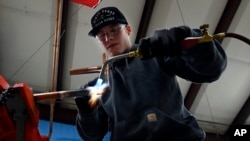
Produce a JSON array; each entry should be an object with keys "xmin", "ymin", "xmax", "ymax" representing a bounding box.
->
[
  {"xmin": 88, "ymin": 20, "xmax": 128, "ymax": 37},
  {"xmin": 88, "ymin": 21, "xmax": 114, "ymax": 37},
  {"xmin": 88, "ymin": 29, "xmax": 97, "ymax": 37}
]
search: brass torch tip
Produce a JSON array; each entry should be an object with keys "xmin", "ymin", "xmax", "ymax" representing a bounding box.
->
[
  {"xmin": 128, "ymin": 50, "xmax": 137, "ymax": 57},
  {"xmin": 213, "ymin": 33, "xmax": 226, "ymax": 39},
  {"xmin": 128, "ymin": 49, "xmax": 143, "ymax": 58}
]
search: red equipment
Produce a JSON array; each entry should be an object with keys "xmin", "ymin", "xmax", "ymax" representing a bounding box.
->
[
  {"xmin": 0, "ymin": 75, "xmax": 49, "ymax": 141},
  {"xmin": 0, "ymin": 75, "xmax": 91, "ymax": 141}
]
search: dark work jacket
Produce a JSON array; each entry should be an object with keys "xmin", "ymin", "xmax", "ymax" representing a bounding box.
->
[{"xmin": 76, "ymin": 26, "xmax": 227, "ymax": 141}]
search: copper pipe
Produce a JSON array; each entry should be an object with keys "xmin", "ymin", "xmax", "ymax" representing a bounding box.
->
[
  {"xmin": 69, "ymin": 53, "xmax": 107, "ymax": 75},
  {"xmin": 49, "ymin": 0, "xmax": 63, "ymax": 139},
  {"xmin": 102, "ymin": 53, "xmax": 108, "ymax": 64},
  {"xmin": 103, "ymin": 53, "xmax": 110, "ymax": 83},
  {"xmin": 33, "ymin": 89, "xmax": 89, "ymax": 101},
  {"xmin": 52, "ymin": 0, "xmax": 63, "ymax": 91},
  {"xmin": 69, "ymin": 66, "xmax": 101, "ymax": 75}
]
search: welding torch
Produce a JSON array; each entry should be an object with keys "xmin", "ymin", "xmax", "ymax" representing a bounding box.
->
[
  {"xmin": 27, "ymin": 25, "xmax": 250, "ymax": 105},
  {"xmin": 98, "ymin": 24, "xmax": 250, "ymax": 81},
  {"xmin": 70, "ymin": 24, "xmax": 249, "ymax": 78},
  {"xmin": 99, "ymin": 24, "xmax": 223, "ymax": 80}
]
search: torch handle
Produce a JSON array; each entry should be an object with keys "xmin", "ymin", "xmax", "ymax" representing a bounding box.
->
[{"xmin": 182, "ymin": 33, "xmax": 226, "ymax": 49}]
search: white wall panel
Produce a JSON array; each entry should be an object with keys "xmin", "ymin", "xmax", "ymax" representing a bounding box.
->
[{"xmin": 0, "ymin": 0, "xmax": 57, "ymax": 91}]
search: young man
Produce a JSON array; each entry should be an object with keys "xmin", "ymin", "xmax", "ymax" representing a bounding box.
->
[{"xmin": 75, "ymin": 6, "xmax": 227, "ymax": 141}]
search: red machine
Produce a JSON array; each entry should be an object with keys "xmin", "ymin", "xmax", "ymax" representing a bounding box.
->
[
  {"xmin": 0, "ymin": 75, "xmax": 49, "ymax": 141},
  {"xmin": 0, "ymin": 75, "xmax": 93, "ymax": 141}
]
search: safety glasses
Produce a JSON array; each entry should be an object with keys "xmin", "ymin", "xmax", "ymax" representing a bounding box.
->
[{"xmin": 96, "ymin": 24, "xmax": 126, "ymax": 42}]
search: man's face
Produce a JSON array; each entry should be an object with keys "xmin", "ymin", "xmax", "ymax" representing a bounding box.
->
[{"xmin": 95, "ymin": 24, "xmax": 132, "ymax": 56}]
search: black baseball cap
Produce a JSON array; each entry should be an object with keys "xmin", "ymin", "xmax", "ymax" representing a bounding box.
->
[{"xmin": 88, "ymin": 7, "xmax": 128, "ymax": 37}]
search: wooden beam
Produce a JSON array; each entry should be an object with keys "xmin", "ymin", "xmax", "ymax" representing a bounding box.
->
[
  {"xmin": 57, "ymin": 0, "xmax": 70, "ymax": 90},
  {"xmin": 225, "ymin": 96, "xmax": 250, "ymax": 136},
  {"xmin": 184, "ymin": 84, "xmax": 202, "ymax": 110},
  {"xmin": 232, "ymin": 96, "xmax": 250, "ymax": 124},
  {"xmin": 184, "ymin": 0, "xmax": 241, "ymax": 111},
  {"xmin": 134, "ymin": 0, "xmax": 156, "ymax": 43},
  {"xmin": 214, "ymin": 0, "xmax": 242, "ymax": 34}
]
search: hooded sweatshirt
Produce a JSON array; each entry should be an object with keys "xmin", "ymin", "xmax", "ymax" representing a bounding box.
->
[{"xmin": 76, "ymin": 26, "xmax": 227, "ymax": 141}]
